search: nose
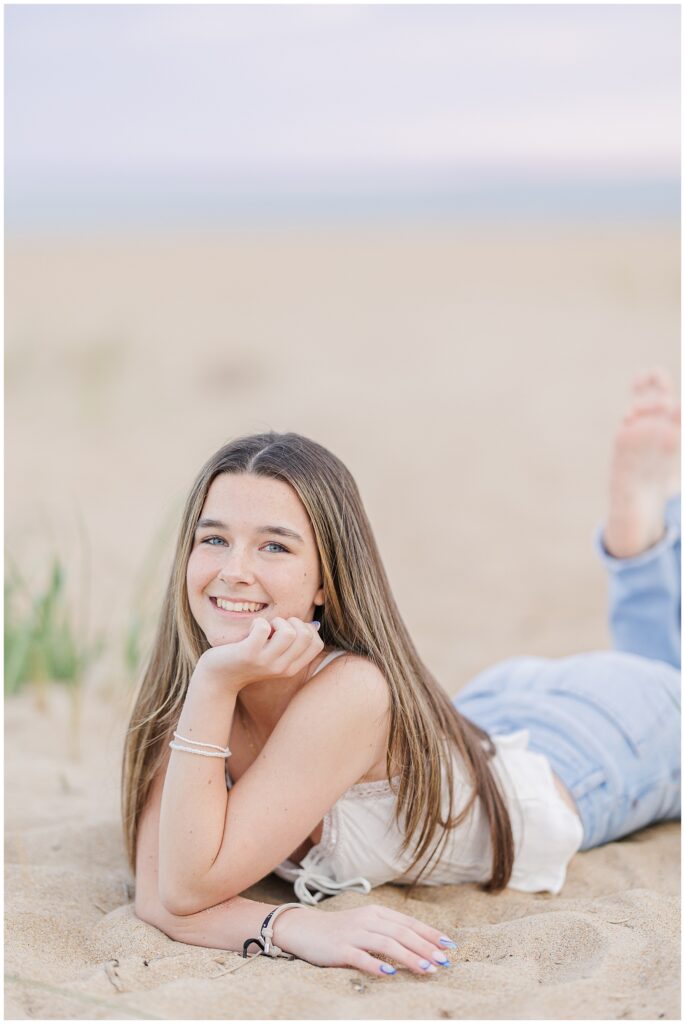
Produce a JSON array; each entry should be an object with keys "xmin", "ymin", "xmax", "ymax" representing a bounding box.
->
[{"xmin": 216, "ymin": 546, "xmax": 257, "ymax": 586}]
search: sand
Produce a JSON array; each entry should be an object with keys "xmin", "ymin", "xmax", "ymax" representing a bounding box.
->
[{"xmin": 5, "ymin": 222, "xmax": 681, "ymax": 1019}]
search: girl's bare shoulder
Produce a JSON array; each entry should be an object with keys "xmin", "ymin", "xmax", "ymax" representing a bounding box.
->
[
  {"xmin": 308, "ymin": 649, "xmax": 391, "ymax": 715},
  {"xmin": 299, "ymin": 650, "xmax": 394, "ymax": 784}
]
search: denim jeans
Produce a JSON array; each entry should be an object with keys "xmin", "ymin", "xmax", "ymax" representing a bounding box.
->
[{"xmin": 454, "ymin": 495, "xmax": 681, "ymax": 850}]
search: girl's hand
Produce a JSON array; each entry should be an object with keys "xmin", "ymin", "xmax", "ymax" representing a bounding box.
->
[
  {"xmin": 273, "ymin": 904, "xmax": 455, "ymax": 977},
  {"xmin": 194, "ymin": 616, "xmax": 324, "ymax": 695}
]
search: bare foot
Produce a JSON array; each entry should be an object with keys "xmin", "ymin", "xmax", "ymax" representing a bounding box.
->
[{"xmin": 603, "ymin": 368, "xmax": 680, "ymax": 559}]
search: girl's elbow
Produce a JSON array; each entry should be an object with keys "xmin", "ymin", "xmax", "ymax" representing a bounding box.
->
[
  {"xmin": 158, "ymin": 881, "xmax": 202, "ymax": 917},
  {"xmin": 158, "ymin": 859, "xmax": 199, "ymax": 915},
  {"xmin": 133, "ymin": 887, "xmax": 183, "ymax": 930},
  {"xmin": 158, "ymin": 875, "xmax": 233, "ymax": 916}
]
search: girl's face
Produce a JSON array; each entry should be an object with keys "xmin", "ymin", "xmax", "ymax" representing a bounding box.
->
[{"xmin": 186, "ymin": 472, "xmax": 325, "ymax": 647}]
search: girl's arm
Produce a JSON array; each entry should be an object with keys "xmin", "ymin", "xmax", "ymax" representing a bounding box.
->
[
  {"xmin": 157, "ymin": 669, "xmax": 239, "ymax": 913},
  {"xmin": 159, "ymin": 657, "xmax": 387, "ymax": 913},
  {"xmin": 136, "ymin": 778, "xmax": 313, "ymax": 949},
  {"xmin": 137, "ymin": 724, "xmax": 454, "ymax": 978},
  {"xmin": 158, "ymin": 619, "xmax": 391, "ymax": 915},
  {"xmin": 139, "ymin": 875, "xmax": 452, "ymax": 980},
  {"xmin": 141, "ymin": 890, "xmax": 297, "ymax": 953}
]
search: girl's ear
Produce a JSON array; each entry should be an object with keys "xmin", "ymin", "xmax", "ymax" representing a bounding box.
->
[{"xmin": 314, "ymin": 585, "xmax": 325, "ymax": 607}]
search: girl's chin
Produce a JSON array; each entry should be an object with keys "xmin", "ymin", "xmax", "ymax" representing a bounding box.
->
[
  {"xmin": 209, "ymin": 624, "xmax": 255, "ymax": 646},
  {"xmin": 203, "ymin": 610, "xmax": 315, "ymax": 646}
]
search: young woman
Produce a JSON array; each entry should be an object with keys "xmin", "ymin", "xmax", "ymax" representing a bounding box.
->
[{"xmin": 123, "ymin": 368, "xmax": 680, "ymax": 978}]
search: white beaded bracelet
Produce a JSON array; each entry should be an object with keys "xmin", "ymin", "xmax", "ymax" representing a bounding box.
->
[
  {"xmin": 169, "ymin": 731, "xmax": 231, "ymax": 759},
  {"xmin": 173, "ymin": 731, "xmax": 229, "ymax": 753},
  {"xmin": 168, "ymin": 741, "xmax": 231, "ymax": 758}
]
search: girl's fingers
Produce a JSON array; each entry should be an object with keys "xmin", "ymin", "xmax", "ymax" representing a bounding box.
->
[
  {"xmin": 379, "ymin": 922, "xmax": 451, "ymax": 965},
  {"xmin": 285, "ymin": 617, "xmax": 322, "ymax": 659},
  {"xmin": 264, "ymin": 617, "xmax": 299, "ymax": 658},
  {"xmin": 286, "ymin": 636, "xmax": 325, "ymax": 678},
  {"xmin": 377, "ymin": 907, "xmax": 453, "ymax": 948},
  {"xmin": 287, "ymin": 616, "xmax": 320, "ymax": 639},
  {"xmin": 244, "ymin": 616, "xmax": 272, "ymax": 648},
  {"xmin": 361, "ymin": 933, "xmax": 431, "ymax": 975},
  {"xmin": 269, "ymin": 617, "xmax": 318, "ymax": 670},
  {"xmin": 345, "ymin": 948, "xmax": 401, "ymax": 978},
  {"xmin": 357, "ymin": 916, "xmax": 452, "ymax": 974}
]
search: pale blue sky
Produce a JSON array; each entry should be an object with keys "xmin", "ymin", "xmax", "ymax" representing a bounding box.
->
[{"xmin": 5, "ymin": 5, "xmax": 680, "ymax": 224}]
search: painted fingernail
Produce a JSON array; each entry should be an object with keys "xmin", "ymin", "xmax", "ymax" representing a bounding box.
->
[
  {"xmin": 433, "ymin": 953, "xmax": 450, "ymax": 965},
  {"xmin": 420, "ymin": 960, "xmax": 437, "ymax": 973},
  {"xmin": 439, "ymin": 938, "xmax": 457, "ymax": 949},
  {"xmin": 380, "ymin": 964, "xmax": 397, "ymax": 975},
  {"xmin": 311, "ymin": 621, "xmax": 321, "ymax": 631}
]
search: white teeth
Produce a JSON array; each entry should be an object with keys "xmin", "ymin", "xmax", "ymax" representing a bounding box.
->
[{"xmin": 216, "ymin": 598, "xmax": 265, "ymax": 613}]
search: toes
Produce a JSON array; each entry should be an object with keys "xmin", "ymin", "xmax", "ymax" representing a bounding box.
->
[
  {"xmin": 643, "ymin": 397, "xmax": 669, "ymax": 412},
  {"xmin": 627, "ymin": 366, "xmax": 676, "ymax": 442},
  {"xmin": 649, "ymin": 367, "xmax": 673, "ymax": 394},
  {"xmin": 632, "ymin": 366, "xmax": 673, "ymax": 400},
  {"xmin": 632, "ymin": 369, "xmax": 653, "ymax": 393},
  {"xmin": 630, "ymin": 394, "xmax": 673, "ymax": 418}
]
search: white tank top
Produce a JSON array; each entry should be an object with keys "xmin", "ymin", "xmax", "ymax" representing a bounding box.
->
[{"xmin": 226, "ymin": 649, "xmax": 584, "ymax": 904}]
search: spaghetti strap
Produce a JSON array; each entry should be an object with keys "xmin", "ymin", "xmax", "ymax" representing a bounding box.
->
[{"xmin": 309, "ymin": 649, "xmax": 347, "ymax": 679}]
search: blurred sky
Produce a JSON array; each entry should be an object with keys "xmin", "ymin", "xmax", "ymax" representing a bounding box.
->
[{"xmin": 5, "ymin": 4, "xmax": 681, "ymax": 228}]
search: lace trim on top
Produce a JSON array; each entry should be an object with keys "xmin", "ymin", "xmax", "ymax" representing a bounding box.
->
[{"xmin": 341, "ymin": 775, "xmax": 401, "ymax": 800}]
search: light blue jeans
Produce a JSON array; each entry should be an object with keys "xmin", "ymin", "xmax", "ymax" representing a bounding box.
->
[{"xmin": 454, "ymin": 495, "xmax": 681, "ymax": 850}]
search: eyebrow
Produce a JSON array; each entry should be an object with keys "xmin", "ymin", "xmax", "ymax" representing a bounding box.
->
[{"xmin": 195, "ymin": 518, "xmax": 305, "ymax": 544}]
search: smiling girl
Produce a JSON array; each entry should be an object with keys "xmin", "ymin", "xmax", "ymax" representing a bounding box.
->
[{"xmin": 123, "ymin": 369, "xmax": 680, "ymax": 977}]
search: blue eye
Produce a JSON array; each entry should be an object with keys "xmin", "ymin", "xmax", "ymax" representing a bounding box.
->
[{"xmin": 199, "ymin": 536, "xmax": 288, "ymax": 553}]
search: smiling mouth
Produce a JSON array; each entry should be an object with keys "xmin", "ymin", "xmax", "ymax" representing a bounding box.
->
[{"xmin": 210, "ymin": 597, "xmax": 269, "ymax": 615}]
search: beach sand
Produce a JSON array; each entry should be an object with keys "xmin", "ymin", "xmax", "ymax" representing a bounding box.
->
[{"xmin": 5, "ymin": 223, "xmax": 680, "ymax": 1019}]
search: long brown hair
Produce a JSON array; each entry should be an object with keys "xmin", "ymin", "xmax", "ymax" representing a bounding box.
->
[{"xmin": 121, "ymin": 432, "xmax": 514, "ymax": 892}]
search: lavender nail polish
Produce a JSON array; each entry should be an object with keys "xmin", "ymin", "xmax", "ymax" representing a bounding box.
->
[
  {"xmin": 380, "ymin": 964, "xmax": 397, "ymax": 975},
  {"xmin": 439, "ymin": 937, "xmax": 458, "ymax": 949}
]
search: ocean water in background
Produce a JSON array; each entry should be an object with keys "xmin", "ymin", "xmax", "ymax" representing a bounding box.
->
[{"xmin": 6, "ymin": 174, "xmax": 680, "ymax": 234}]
